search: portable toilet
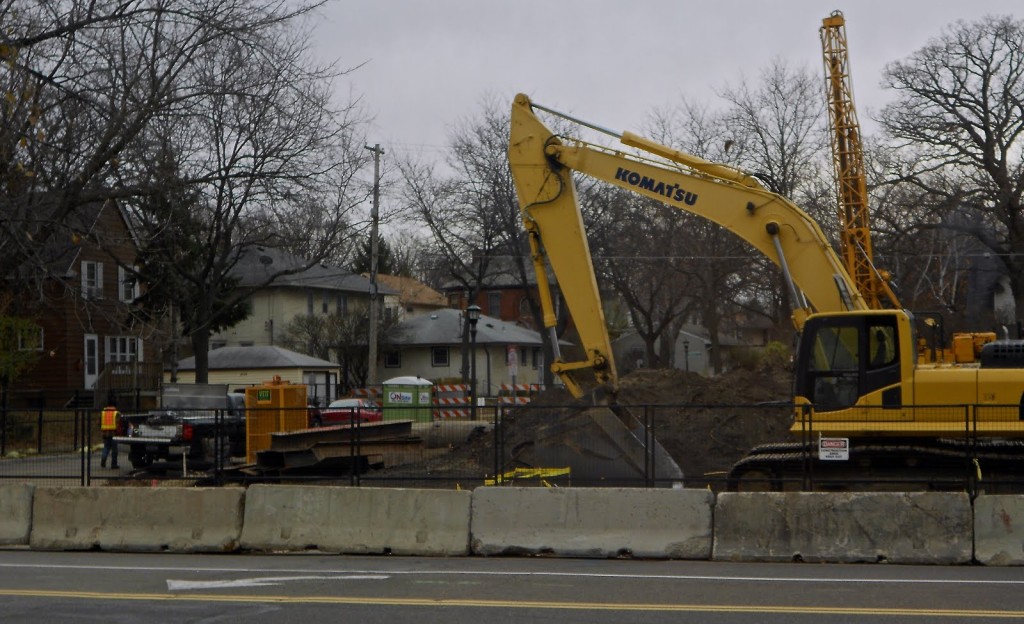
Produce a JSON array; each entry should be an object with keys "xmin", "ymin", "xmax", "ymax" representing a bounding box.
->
[
  {"xmin": 382, "ymin": 376, "xmax": 433, "ymax": 422},
  {"xmin": 244, "ymin": 375, "xmax": 308, "ymax": 463}
]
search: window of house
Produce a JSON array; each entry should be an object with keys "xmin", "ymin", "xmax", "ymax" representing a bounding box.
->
[
  {"xmin": 322, "ymin": 292, "xmax": 330, "ymax": 314},
  {"xmin": 487, "ymin": 292, "xmax": 501, "ymax": 317},
  {"xmin": 384, "ymin": 351, "xmax": 401, "ymax": 368},
  {"xmin": 84, "ymin": 335, "xmax": 98, "ymax": 377},
  {"xmin": 306, "ymin": 290, "xmax": 314, "ymax": 315},
  {"xmin": 17, "ymin": 326, "xmax": 43, "ymax": 351},
  {"xmin": 532, "ymin": 347, "xmax": 542, "ymax": 370},
  {"xmin": 384, "ymin": 306, "xmax": 395, "ymax": 323},
  {"xmin": 118, "ymin": 265, "xmax": 137, "ymax": 303},
  {"xmin": 211, "ymin": 340, "xmax": 227, "ymax": 350},
  {"xmin": 431, "ymin": 347, "xmax": 449, "ymax": 367},
  {"xmin": 337, "ymin": 293, "xmax": 347, "ymax": 314},
  {"xmin": 519, "ymin": 297, "xmax": 532, "ymax": 319},
  {"xmin": 106, "ymin": 336, "xmax": 141, "ymax": 362},
  {"xmin": 81, "ymin": 261, "xmax": 103, "ymax": 300}
]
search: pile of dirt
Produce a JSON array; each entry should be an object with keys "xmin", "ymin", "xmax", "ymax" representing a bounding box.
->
[
  {"xmin": 615, "ymin": 367, "xmax": 794, "ymax": 486},
  {"xmin": 381, "ymin": 365, "xmax": 796, "ymax": 489}
]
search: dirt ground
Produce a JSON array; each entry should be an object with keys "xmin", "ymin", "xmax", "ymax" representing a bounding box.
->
[
  {"xmin": 380, "ymin": 363, "xmax": 796, "ymax": 488},
  {"xmin": 615, "ymin": 367, "xmax": 795, "ymax": 486}
]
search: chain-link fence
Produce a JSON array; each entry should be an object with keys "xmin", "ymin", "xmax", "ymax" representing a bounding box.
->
[{"xmin": 3, "ymin": 401, "xmax": 1024, "ymax": 494}]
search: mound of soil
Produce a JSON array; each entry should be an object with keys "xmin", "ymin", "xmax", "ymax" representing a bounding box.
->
[
  {"xmin": 380, "ymin": 365, "xmax": 796, "ymax": 489},
  {"xmin": 616, "ymin": 368, "xmax": 794, "ymax": 486}
]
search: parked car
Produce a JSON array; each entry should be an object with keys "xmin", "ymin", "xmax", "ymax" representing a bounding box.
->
[
  {"xmin": 306, "ymin": 399, "xmax": 322, "ymax": 428},
  {"xmin": 315, "ymin": 397, "xmax": 383, "ymax": 426}
]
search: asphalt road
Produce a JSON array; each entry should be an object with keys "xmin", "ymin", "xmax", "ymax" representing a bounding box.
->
[
  {"xmin": 1, "ymin": 550, "xmax": 1023, "ymax": 623},
  {"xmin": 0, "ymin": 448, "xmax": 129, "ymax": 485}
]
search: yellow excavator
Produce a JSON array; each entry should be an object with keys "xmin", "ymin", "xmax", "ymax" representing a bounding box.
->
[{"xmin": 509, "ymin": 88, "xmax": 1024, "ymax": 492}]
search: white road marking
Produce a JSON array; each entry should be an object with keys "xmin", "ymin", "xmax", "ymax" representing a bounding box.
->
[
  {"xmin": 0, "ymin": 562, "xmax": 1021, "ymax": 586},
  {"xmin": 167, "ymin": 575, "xmax": 388, "ymax": 591}
]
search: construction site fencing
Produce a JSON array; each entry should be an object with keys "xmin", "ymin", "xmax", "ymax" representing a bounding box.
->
[{"xmin": 3, "ymin": 401, "xmax": 1024, "ymax": 494}]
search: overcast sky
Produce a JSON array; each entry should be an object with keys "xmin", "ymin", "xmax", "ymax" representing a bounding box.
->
[{"xmin": 311, "ymin": 0, "xmax": 1021, "ymax": 166}]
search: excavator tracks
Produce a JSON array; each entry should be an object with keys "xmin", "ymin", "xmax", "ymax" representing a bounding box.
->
[{"xmin": 726, "ymin": 438, "xmax": 1024, "ymax": 494}]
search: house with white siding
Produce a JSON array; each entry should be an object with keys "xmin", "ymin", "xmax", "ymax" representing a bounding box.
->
[
  {"xmin": 381, "ymin": 308, "xmax": 555, "ymax": 396},
  {"xmin": 210, "ymin": 247, "xmax": 399, "ymax": 349}
]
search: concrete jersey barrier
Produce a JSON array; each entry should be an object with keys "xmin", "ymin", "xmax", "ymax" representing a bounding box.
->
[
  {"xmin": 713, "ymin": 491, "xmax": 972, "ymax": 564},
  {"xmin": 0, "ymin": 483, "xmax": 34, "ymax": 545},
  {"xmin": 470, "ymin": 487, "xmax": 714, "ymax": 559},
  {"xmin": 30, "ymin": 486, "xmax": 244, "ymax": 553},
  {"xmin": 240, "ymin": 485, "xmax": 471, "ymax": 556},
  {"xmin": 973, "ymin": 494, "xmax": 1024, "ymax": 565},
  {"xmin": 7, "ymin": 485, "xmax": 1021, "ymax": 564}
]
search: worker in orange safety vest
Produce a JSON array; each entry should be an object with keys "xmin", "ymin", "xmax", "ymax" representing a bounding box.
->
[{"xmin": 100, "ymin": 401, "xmax": 120, "ymax": 469}]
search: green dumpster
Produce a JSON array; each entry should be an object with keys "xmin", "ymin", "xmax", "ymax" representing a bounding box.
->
[{"xmin": 382, "ymin": 376, "xmax": 433, "ymax": 422}]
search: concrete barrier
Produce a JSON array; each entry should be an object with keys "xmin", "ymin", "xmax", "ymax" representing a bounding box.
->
[
  {"xmin": 973, "ymin": 494, "xmax": 1024, "ymax": 565},
  {"xmin": 470, "ymin": 487, "xmax": 713, "ymax": 558},
  {"xmin": 240, "ymin": 485, "xmax": 471, "ymax": 555},
  {"xmin": 30, "ymin": 487, "xmax": 244, "ymax": 553},
  {"xmin": 713, "ymin": 492, "xmax": 972, "ymax": 564},
  {"xmin": 0, "ymin": 483, "xmax": 34, "ymax": 545}
]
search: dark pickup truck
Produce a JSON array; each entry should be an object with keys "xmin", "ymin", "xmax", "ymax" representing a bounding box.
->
[{"xmin": 114, "ymin": 383, "xmax": 247, "ymax": 470}]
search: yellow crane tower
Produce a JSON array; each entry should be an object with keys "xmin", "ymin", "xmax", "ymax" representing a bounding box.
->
[
  {"xmin": 822, "ymin": 11, "xmax": 996, "ymax": 364},
  {"xmin": 820, "ymin": 10, "xmax": 901, "ymax": 310}
]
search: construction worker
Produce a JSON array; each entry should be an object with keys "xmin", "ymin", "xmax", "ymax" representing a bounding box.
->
[{"xmin": 100, "ymin": 401, "xmax": 120, "ymax": 469}]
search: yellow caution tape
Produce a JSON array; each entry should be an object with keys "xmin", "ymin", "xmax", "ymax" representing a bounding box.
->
[{"xmin": 484, "ymin": 467, "xmax": 570, "ymax": 486}]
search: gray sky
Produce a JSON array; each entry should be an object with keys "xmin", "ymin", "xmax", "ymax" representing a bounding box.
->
[{"xmin": 311, "ymin": 0, "xmax": 1021, "ymax": 164}]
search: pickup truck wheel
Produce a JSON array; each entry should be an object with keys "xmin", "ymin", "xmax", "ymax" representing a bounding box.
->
[{"xmin": 129, "ymin": 449, "xmax": 154, "ymax": 469}]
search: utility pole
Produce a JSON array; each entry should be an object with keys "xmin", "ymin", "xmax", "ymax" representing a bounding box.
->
[{"xmin": 365, "ymin": 143, "xmax": 384, "ymax": 386}]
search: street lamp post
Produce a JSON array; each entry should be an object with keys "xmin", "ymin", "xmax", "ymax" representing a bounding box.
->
[{"xmin": 467, "ymin": 305, "xmax": 481, "ymax": 422}]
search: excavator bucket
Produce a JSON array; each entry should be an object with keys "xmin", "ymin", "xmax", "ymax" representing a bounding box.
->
[{"xmin": 511, "ymin": 404, "xmax": 684, "ymax": 487}]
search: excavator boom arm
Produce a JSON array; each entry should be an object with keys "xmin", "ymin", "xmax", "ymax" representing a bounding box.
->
[{"xmin": 509, "ymin": 93, "xmax": 866, "ymax": 397}]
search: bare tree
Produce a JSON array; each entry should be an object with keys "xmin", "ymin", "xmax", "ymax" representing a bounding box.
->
[
  {"xmin": 717, "ymin": 59, "xmax": 833, "ymax": 332},
  {"xmin": 590, "ymin": 188, "xmax": 692, "ymax": 369},
  {"xmin": 0, "ymin": 1, "xmax": 369, "ymax": 382},
  {"xmin": 125, "ymin": 6, "xmax": 367, "ymax": 381},
  {"xmin": 397, "ymin": 95, "xmax": 560, "ymax": 384},
  {"xmin": 878, "ymin": 14, "xmax": 1024, "ymax": 325},
  {"xmin": 617, "ymin": 68, "xmax": 827, "ymax": 367},
  {"xmin": 387, "ymin": 229, "xmax": 441, "ymax": 286},
  {"xmin": 718, "ymin": 59, "xmax": 828, "ymax": 201},
  {"xmin": 1, "ymin": 1, "xmax": 331, "ymax": 279},
  {"xmin": 281, "ymin": 306, "xmax": 396, "ymax": 393},
  {"xmin": 862, "ymin": 143, "xmax": 989, "ymax": 329}
]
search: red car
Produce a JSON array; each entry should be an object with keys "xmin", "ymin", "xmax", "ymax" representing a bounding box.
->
[{"xmin": 315, "ymin": 397, "xmax": 383, "ymax": 426}]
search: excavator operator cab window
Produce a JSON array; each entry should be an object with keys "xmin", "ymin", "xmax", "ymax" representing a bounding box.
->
[
  {"xmin": 797, "ymin": 315, "xmax": 902, "ymax": 412},
  {"xmin": 805, "ymin": 324, "xmax": 860, "ymax": 410}
]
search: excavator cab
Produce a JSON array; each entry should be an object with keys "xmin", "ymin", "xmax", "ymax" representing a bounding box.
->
[{"xmin": 795, "ymin": 311, "xmax": 905, "ymax": 412}]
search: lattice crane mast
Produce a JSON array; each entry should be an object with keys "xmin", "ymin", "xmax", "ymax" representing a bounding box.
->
[{"xmin": 821, "ymin": 11, "xmax": 901, "ymax": 310}]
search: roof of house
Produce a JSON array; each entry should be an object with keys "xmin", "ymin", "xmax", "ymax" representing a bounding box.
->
[
  {"xmin": 439, "ymin": 255, "xmax": 543, "ymax": 292},
  {"xmin": 21, "ymin": 196, "xmax": 128, "ymax": 278},
  {"xmin": 176, "ymin": 345, "xmax": 339, "ymax": 371},
  {"xmin": 385, "ymin": 308, "xmax": 549, "ymax": 347},
  {"xmin": 232, "ymin": 246, "xmax": 396, "ymax": 295},
  {"xmin": 367, "ymin": 273, "xmax": 447, "ymax": 308}
]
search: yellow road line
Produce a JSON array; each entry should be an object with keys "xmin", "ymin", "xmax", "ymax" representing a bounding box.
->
[{"xmin": 0, "ymin": 589, "xmax": 1022, "ymax": 617}]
